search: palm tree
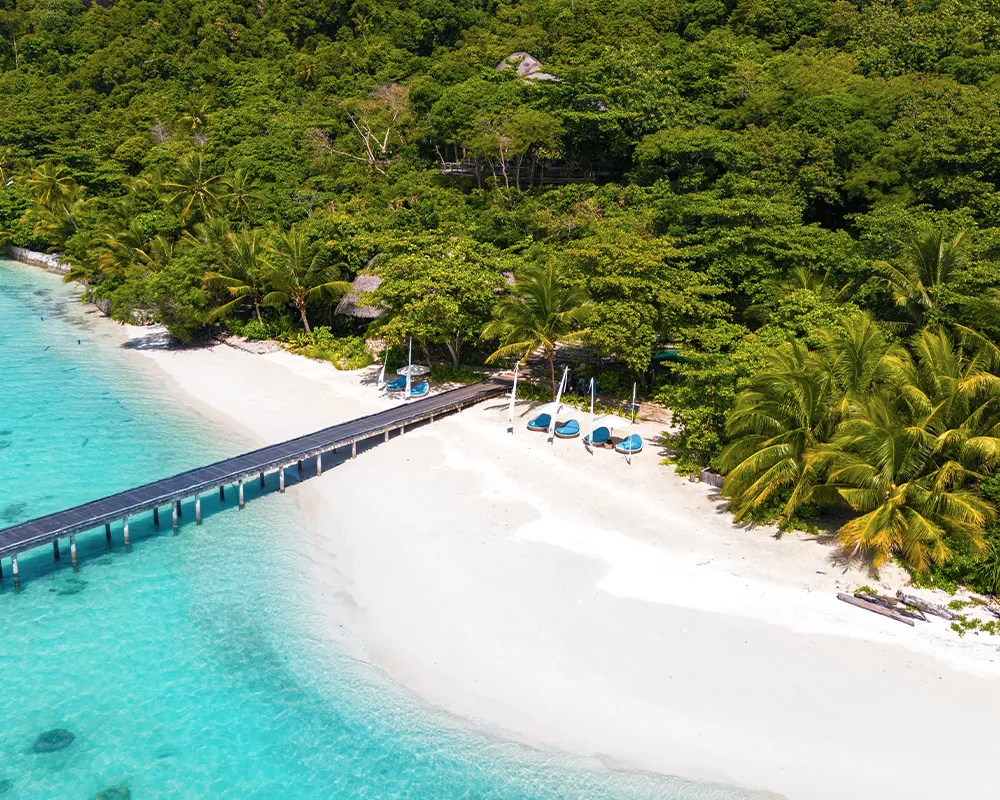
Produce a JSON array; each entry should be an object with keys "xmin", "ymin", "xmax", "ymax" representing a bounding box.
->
[
  {"xmin": 263, "ymin": 227, "xmax": 350, "ymax": 333},
  {"xmin": 27, "ymin": 163, "xmax": 81, "ymax": 230},
  {"xmin": 161, "ymin": 153, "xmax": 223, "ymax": 221},
  {"xmin": 829, "ymin": 391, "xmax": 993, "ymax": 573},
  {"xmin": 830, "ymin": 329, "xmax": 1000, "ymax": 572},
  {"xmin": 876, "ymin": 229, "xmax": 966, "ymax": 327},
  {"xmin": 482, "ymin": 262, "xmax": 593, "ymax": 396},
  {"xmin": 222, "ymin": 168, "xmax": 262, "ymax": 222},
  {"xmin": 205, "ymin": 229, "xmax": 269, "ymax": 323},
  {"xmin": 720, "ymin": 341, "xmax": 837, "ymax": 523}
]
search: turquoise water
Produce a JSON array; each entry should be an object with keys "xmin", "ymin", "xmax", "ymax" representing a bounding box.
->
[{"xmin": 0, "ymin": 260, "xmax": 762, "ymax": 800}]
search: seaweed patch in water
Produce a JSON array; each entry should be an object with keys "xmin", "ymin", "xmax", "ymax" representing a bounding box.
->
[
  {"xmin": 95, "ymin": 787, "xmax": 131, "ymax": 800},
  {"xmin": 0, "ymin": 503, "xmax": 27, "ymax": 523},
  {"xmin": 51, "ymin": 577, "xmax": 88, "ymax": 597},
  {"xmin": 32, "ymin": 729, "xmax": 76, "ymax": 753},
  {"xmin": 0, "ymin": 779, "xmax": 12, "ymax": 795}
]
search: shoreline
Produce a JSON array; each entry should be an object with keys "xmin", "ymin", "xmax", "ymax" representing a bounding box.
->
[
  {"xmin": 115, "ymin": 326, "xmax": 1000, "ymax": 800},
  {"xmin": 6, "ymin": 258, "xmax": 999, "ymax": 799}
]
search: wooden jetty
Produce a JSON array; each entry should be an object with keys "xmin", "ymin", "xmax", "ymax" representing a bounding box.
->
[{"xmin": 0, "ymin": 380, "xmax": 508, "ymax": 586}]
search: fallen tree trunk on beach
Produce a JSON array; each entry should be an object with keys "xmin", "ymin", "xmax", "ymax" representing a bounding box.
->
[
  {"xmin": 856, "ymin": 593, "xmax": 927, "ymax": 622},
  {"xmin": 838, "ymin": 593, "xmax": 915, "ymax": 626},
  {"xmin": 895, "ymin": 591, "xmax": 957, "ymax": 620}
]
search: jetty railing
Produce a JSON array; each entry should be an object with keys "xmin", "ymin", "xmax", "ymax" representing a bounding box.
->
[{"xmin": 0, "ymin": 379, "xmax": 509, "ymax": 586}]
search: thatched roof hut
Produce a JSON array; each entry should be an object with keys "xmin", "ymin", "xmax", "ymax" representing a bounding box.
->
[{"xmin": 335, "ymin": 272, "xmax": 384, "ymax": 319}]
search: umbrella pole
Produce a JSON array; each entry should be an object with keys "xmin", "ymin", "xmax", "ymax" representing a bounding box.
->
[
  {"xmin": 507, "ymin": 362, "xmax": 519, "ymax": 433},
  {"xmin": 587, "ymin": 378, "xmax": 593, "ymax": 451},
  {"xmin": 405, "ymin": 337, "xmax": 412, "ymax": 400},
  {"xmin": 547, "ymin": 366, "xmax": 569, "ymax": 442}
]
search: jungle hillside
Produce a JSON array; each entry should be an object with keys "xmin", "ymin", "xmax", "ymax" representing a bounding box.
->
[{"xmin": 5, "ymin": 0, "xmax": 1000, "ymax": 588}]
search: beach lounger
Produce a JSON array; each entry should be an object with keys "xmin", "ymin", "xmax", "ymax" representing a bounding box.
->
[
  {"xmin": 527, "ymin": 413, "xmax": 551, "ymax": 432},
  {"xmin": 407, "ymin": 381, "xmax": 429, "ymax": 397},
  {"xmin": 554, "ymin": 419, "xmax": 581, "ymax": 439},
  {"xmin": 584, "ymin": 426, "xmax": 611, "ymax": 447},
  {"xmin": 615, "ymin": 434, "xmax": 643, "ymax": 454},
  {"xmin": 385, "ymin": 375, "xmax": 407, "ymax": 391}
]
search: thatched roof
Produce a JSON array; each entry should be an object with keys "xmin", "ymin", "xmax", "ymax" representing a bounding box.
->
[
  {"xmin": 496, "ymin": 52, "xmax": 559, "ymax": 82},
  {"xmin": 335, "ymin": 272, "xmax": 384, "ymax": 319}
]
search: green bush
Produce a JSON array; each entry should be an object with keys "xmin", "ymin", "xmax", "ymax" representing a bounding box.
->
[
  {"xmin": 239, "ymin": 319, "xmax": 276, "ymax": 340},
  {"xmin": 430, "ymin": 364, "xmax": 482, "ymax": 384}
]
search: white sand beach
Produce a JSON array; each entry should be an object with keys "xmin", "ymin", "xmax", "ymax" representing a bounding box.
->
[{"xmin": 122, "ymin": 325, "xmax": 1000, "ymax": 800}]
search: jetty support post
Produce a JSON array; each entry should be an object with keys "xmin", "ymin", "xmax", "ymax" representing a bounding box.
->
[
  {"xmin": 317, "ymin": 453, "xmax": 323, "ymax": 476},
  {"xmin": 279, "ymin": 467, "xmax": 285, "ymax": 493},
  {"xmin": 401, "ymin": 424, "xmax": 405, "ymax": 435},
  {"xmin": 220, "ymin": 484, "xmax": 225, "ymax": 501},
  {"xmin": 195, "ymin": 494, "xmax": 202, "ymax": 525},
  {"xmin": 70, "ymin": 535, "xmax": 77, "ymax": 570},
  {"xmin": 239, "ymin": 479, "xmax": 245, "ymax": 509},
  {"xmin": 153, "ymin": 506, "xmax": 159, "ymax": 526},
  {"xmin": 105, "ymin": 522, "xmax": 112, "ymax": 542},
  {"xmin": 259, "ymin": 472, "xmax": 265, "ymax": 488},
  {"xmin": 385, "ymin": 430, "xmax": 389, "ymax": 443},
  {"xmin": 123, "ymin": 516, "xmax": 130, "ymax": 548},
  {"xmin": 297, "ymin": 460, "xmax": 303, "ymax": 475},
  {"xmin": 12, "ymin": 555, "xmax": 19, "ymax": 589},
  {"xmin": 352, "ymin": 441, "xmax": 357, "ymax": 459},
  {"xmin": 53, "ymin": 540, "xmax": 60, "ymax": 561},
  {"xmin": 172, "ymin": 501, "xmax": 178, "ymax": 532}
]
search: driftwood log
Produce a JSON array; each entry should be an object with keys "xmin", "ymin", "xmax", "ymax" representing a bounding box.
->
[
  {"xmin": 838, "ymin": 593, "xmax": 915, "ymax": 626},
  {"xmin": 895, "ymin": 591, "xmax": 957, "ymax": 620},
  {"xmin": 854, "ymin": 593, "xmax": 927, "ymax": 621}
]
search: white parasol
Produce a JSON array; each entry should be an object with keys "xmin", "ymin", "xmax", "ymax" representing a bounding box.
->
[{"xmin": 397, "ymin": 364, "xmax": 430, "ymax": 377}]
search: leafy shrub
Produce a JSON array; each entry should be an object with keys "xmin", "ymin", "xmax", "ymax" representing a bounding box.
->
[
  {"xmin": 430, "ymin": 364, "xmax": 482, "ymax": 384},
  {"xmin": 239, "ymin": 319, "xmax": 276, "ymax": 340}
]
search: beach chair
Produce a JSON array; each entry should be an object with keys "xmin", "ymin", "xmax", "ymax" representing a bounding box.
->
[
  {"xmin": 554, "ymin": 419, "xmax": 581, "ymax": 439},
  {"xmin": 614, "ymin": 434, "xmax": 643, "ymax": 455},
  {"xmin": 527, "ymin": 413, "xmax": 551, "ymax": 432},
  {"xmin": 385, "ymin": 375, "xmax": 407, "ymax": 391},
  {"xmin": 584, "ymin": 426, "xmax": 611, "ymax": 447},
  {"xmin": 407, "ymin": 381, "xmax": 429, "ymax": 397}
]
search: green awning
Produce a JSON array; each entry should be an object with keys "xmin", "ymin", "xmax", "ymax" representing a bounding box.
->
[{"xmin": 652, "ymin": 348, "xmax": 685, "ymax": 364}]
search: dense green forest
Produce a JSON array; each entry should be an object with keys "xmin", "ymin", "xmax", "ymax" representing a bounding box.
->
[{"xmin": 5, "ymin": 0, "xmax": 1000, "ymax": 589}]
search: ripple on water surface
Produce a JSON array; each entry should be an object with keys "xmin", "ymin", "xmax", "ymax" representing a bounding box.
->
[{"xmin": 0, "ymin": 261, "xmax": 769, "ymax": 799}]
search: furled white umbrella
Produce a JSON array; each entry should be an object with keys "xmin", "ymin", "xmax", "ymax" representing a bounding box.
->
[
  {"xmin": 506, "ymin": 361, "xmax": 519, "ymax": 434},
  {"xmin": 396, "ymin": 364, "xmax": 430, "ymax": 377},
  {"xmin": 404, "ymin": 337, "xmax": 412, "ymax": 400},
  {"xmin": 586, "ymin": 377, "xmax": 596, "ymax": 452},
  {"xmin": 547, "ymin": 366, "xmax": 570, "ymax": 441}
]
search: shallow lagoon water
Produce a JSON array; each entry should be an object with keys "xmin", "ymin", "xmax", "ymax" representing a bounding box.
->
[{"xmin": 0, "ymin": 260, "xmax": 765, "ymax": 799}]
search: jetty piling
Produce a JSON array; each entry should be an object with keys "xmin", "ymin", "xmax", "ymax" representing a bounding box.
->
[
  {"xmin": 153, "ymin": 506, "xmax": 159, "ymax": 526},
  {"xmin": 219, "ymin": 485, "xmax": 225, "ymax": 501},
  {"xmin": 0, "ymin": 381, "xmax": 507, "ymax": 585}
]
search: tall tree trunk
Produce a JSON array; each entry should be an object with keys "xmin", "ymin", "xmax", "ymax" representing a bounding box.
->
[
  {"xmin": 421, "ymin": 340, "xmax": 433, "ymax": 369},
  {"xmin": 62, "ymin": 202, "xmax": 78, "ymax": 231},
  {"xmin": 254, "ymin": 301, "xmax": 263, "ymax": 324},
  {"xmin": 297, "ymin": 303, "xmax": 311, "ymax": 333},
  {"xmin": 446, "ymin": 335, "xmax": 460, "ymax": 367}
]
